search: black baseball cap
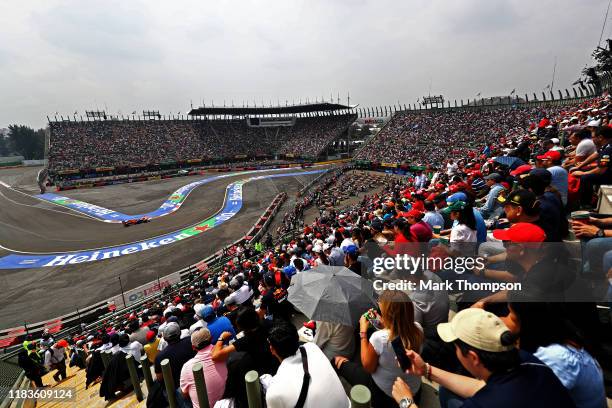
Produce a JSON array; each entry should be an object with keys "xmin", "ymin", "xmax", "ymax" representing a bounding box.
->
[{"xmin": 497, "ymin": 189, "xmax": 538, "ymax": 209}]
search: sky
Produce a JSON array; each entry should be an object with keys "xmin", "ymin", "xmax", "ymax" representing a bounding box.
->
[{"xmin": 0, "ymin": 0, "xmax": 609, "ymax": 129}]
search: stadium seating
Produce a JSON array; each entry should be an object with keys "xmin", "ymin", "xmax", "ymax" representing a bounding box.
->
[
  {"xmin": 48, "ymin": 114, "xmax": 356, "ymax": 172},
  {"xmin": 355, "ymin": 107, "xmax": 568, "ymax": 165}
]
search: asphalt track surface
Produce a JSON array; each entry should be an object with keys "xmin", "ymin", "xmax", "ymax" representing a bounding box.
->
[{"xmin": 0, "ymin": 166, "xmax": 323, "ymax": 328}]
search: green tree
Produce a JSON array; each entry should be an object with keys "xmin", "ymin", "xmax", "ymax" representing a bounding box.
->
[
  {"xmin": 7, "ymin": 125, "xmax": 45, "ymax": 160},
  {"xmin": 0, "ymin": 135, "xmax": 9, "ymax": 156}
]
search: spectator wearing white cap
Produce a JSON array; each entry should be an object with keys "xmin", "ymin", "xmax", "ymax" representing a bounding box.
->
[
  {"xmin": 549, "ymin": 138, "xmax": 564, "ymax": 152},
  {"xmin": 189, "ymin": 303, "xmax": 208, "ymax": 335},
  {"xmin": 390, "ymin": 308, "xmax": 576, "ymax": 408}
]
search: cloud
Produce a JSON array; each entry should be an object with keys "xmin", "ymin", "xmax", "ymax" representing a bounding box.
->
[
  {"xmin": 33, "ymin": 1, "xmax": 161, "ymax": 62},
  {"xmin": 0, "ymin": 0, "xmax": 608, "ymax": 128}
]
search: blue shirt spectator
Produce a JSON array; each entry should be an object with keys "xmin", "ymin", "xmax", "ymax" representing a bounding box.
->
[
  {"xmin": 546, "ymin": 165, "xmax": 568, "ymax": 206},
  {"xmin": 199, "ymin": 305, "xmax": 236, "ymax": 343},
  {"xmin": 478, "ymin": 174, "xmax": 505, "ymax": 219},
  {"xmin": 534, "ymin": 344, "xmax": 605, "ymax": 408}
]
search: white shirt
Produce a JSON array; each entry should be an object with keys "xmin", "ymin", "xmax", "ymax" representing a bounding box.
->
[
  {"xmin": 99, "ymin": 342, "xmax": 113, "ymax": 351},
  {"xmin": 450, "ymin": 224, "xmax": 478, "ymax": 243},
  {"xmin": 226, "ymin": 284, "xmax": 254, "ymax": 305},
  {"xmin": 369, "ymin": 328, "xmax": 422, "ymax": 397},
  {"xmin": 575, "ymin": 139, "xmax": 597, "ymax": 158},
  {"xmin": 44, "ymin": 347, "xmax": 66, "ymax": 368},
  {"xmin": 340, "ymin": 238, "xmax": 355, "ymax": 250},
  {"xmin": 262, "ymin": 342, "xmax": 349, "ymax": 408},
  {"xmin": 189, "ymin": 319, "xmax": 208, "ymax": 335},
  {"xmin": 121, "ymin": 341, "xmax": 143, "ymax": 361}
]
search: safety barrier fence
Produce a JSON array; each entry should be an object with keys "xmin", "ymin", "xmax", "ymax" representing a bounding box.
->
[{"xmin": 54, "ymin": 162, "xmax": 312, "ymax": 191}]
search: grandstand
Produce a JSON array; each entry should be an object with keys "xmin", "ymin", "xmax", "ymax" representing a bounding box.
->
[{"xmin": 47, "ymin": 103, "xmax": 357, "ymax": 178}]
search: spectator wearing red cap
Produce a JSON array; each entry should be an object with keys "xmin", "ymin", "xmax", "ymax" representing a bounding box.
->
[
  {"xmin": 509, "ymin": 164, "xmax": 533, "ymax": 178},
  {"xmin": 144, "ymin": 330, "xmax": 160, "ymax": 363},
  {"xmin": 537, "ymin": 150, "xmax": 568, "ymax": 206},
  {"xmin": 44, "ymin": 340, "xmax": 68, "ymax": 382},
  {"xmin": 476, "ymin": 191, "xmax": 542, "ymax": 281},
  {"xmin": 475, "ymin": 223, "xmax": 574, "ymax": 307},
  {"xmin": 405, "ymin": 209, "xmax": 433, "ymax": 243}
]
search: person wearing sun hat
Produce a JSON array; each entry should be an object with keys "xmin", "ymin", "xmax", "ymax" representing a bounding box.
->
[{"xmin": 389, "ymin": 308, "xmax": 576, "ymax": 408}]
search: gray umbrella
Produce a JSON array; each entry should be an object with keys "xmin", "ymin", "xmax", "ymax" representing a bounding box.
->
[{"xmin": 287, "ymin": 265, "xmax": 377, "ymax": 326}]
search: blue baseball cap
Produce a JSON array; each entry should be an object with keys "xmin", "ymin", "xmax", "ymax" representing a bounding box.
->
[
  {"xmin": 198, "ymin": 305, "xmax": 215, "ymax": 319},
  {"xmin": 283, "ymin": 265, "xmax": 297, "ymax": 277},
  {"xmin": 343, "ymin": 244, "xmax": 359, "ymax": 255},
  {"xmin": 447, "ymin": 192, "xmax": 468, "ymax": 204}
]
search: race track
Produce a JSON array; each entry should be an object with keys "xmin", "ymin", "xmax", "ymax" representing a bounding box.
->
[{"xmin": 0, "ymin": 166, "xmax": 324, "ymax": 327}]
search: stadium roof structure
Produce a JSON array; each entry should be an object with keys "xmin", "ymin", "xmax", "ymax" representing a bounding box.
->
[{"xmin": 188, "ymin": 102, "xmax": 357, "ymax": 116}]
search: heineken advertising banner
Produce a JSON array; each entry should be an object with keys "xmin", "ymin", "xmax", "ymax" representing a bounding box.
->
[
  {"xmin": 0, "ymin": 169, "xmax": 325, "ymax": 270},
  {"xmin": 36, "ymin": 167, "xmax": 318, "ymax": 223}
]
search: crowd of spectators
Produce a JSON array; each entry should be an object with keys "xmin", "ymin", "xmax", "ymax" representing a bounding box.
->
[
  {"xmin": 355, "ymin": 107, "xmax": 568, "ymax": 166},
  {"xmin": 19, "ymin": 96, "xmax": 612, "ymax": 408},
  {"xmin": 48, "ymin": 114, "xmax": 355, "ymax": 171}
]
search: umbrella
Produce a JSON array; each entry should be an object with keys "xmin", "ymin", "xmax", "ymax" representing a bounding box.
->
[
  {"xmin": 287, "ymin": 265, "xmax": 377, "ymax": 326},
  {"xmin": 493, "ymin": 156, "xmax": 525, "ymax": 170}
]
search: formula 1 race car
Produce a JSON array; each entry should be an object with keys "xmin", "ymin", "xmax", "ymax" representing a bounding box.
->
[{"xmin": 122, "ymin": 216, "xmax": 151, "ymax": 227}]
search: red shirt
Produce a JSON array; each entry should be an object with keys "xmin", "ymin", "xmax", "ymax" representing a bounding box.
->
[{"xmin": 410, "ymin": 221, "xmax": 433, "ymax": 242}]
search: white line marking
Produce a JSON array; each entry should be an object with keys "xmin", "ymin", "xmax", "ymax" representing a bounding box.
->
[{"xmin": 0, "ymin": 187, "xmax": 97, "ymax": 221}]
